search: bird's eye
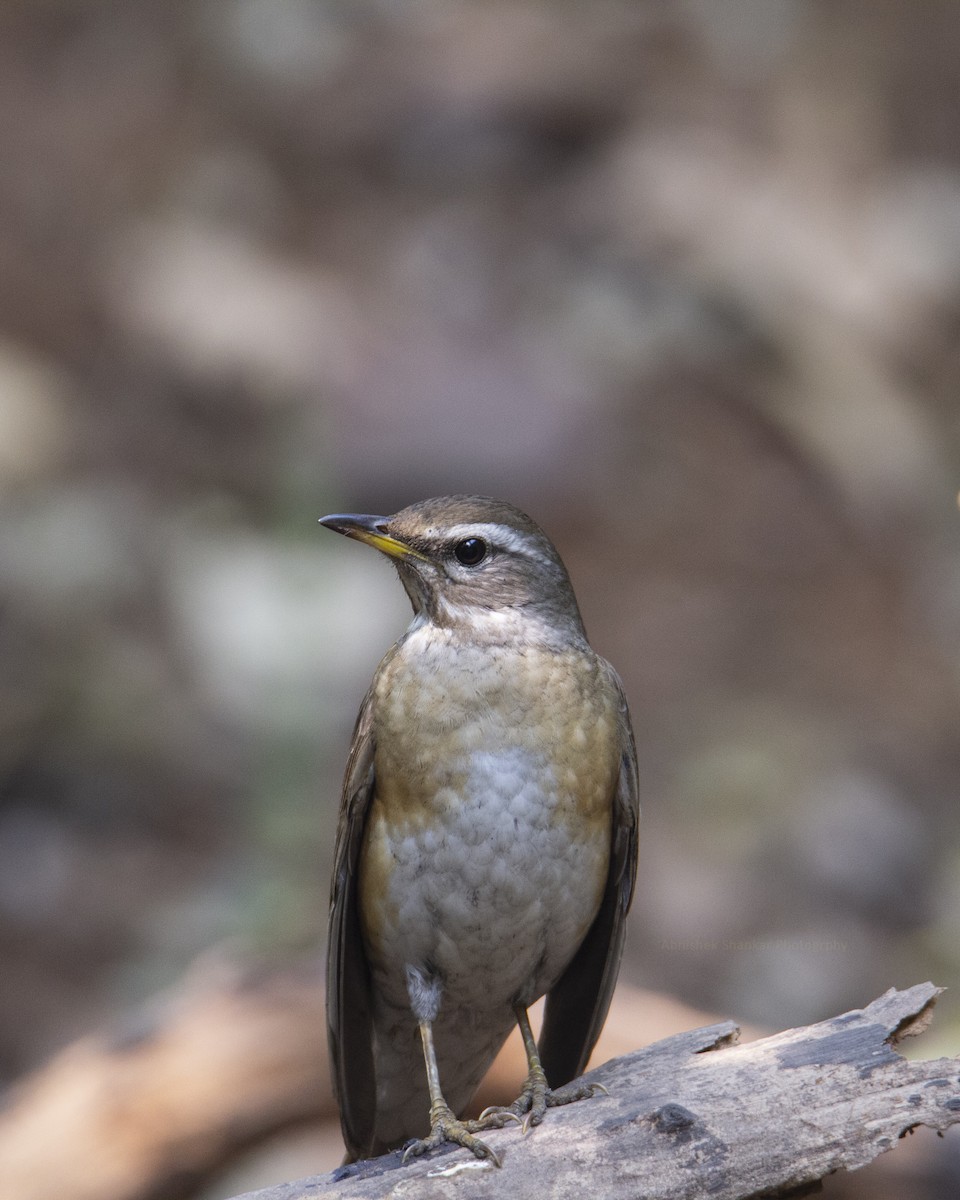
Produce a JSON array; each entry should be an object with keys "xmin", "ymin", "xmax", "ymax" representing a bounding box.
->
[{"xmin": 453, "ymin": 537, "xmax": 488, "ymax": 567}]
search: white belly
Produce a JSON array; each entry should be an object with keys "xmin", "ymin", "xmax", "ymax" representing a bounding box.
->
[{"xmin": 370, "ymin": 743, "xmax": 608, "ymax": 1014}]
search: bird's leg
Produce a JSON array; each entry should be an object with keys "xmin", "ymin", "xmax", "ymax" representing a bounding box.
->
[
  {"xmin": 401, "ymin": 1019, "xmax": 503, "ymax": 1166},
  {"xmin": 478, "ymin": 1005, "xmax": 606, "ymax": 1133}
]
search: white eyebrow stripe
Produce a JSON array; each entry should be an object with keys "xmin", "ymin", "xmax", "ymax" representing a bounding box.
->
[{"xmin": 441, "ymin": 523, "xmax": 537, "ymax": 556}]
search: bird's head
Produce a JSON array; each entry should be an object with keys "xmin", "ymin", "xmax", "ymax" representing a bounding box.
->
[{"xmin": 319, "ymin": 495, "xmax": 586, "ymax": 644}]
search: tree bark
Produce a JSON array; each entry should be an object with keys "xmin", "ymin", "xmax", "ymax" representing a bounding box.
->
[{"xmin": 229, "ymin": 983, "xmax": 960, "ymax": 1200}]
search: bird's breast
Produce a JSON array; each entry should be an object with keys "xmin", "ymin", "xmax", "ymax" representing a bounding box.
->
[{"xmin": 359, "ymin": 627, "xmax": 620, "ymax": 1009}]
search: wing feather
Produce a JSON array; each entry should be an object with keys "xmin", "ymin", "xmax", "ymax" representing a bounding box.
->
[{"xmin": 326, "ymin": 687, "xmax": 378, "ymax": 1161}]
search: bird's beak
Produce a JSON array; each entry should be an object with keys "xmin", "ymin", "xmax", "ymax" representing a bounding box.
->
[{"xmin": 318, "ymin": 513, "xmax": 430, "ymax": 563}]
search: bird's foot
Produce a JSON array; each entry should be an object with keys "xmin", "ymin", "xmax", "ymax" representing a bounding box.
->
[
  {"xmin": 478, "ymin": 1063, "xmax": 607, "ymax": 1134},
  {"xmin": 402, "ymin": 1101, "xmax": 503, "ymax": 1167}
]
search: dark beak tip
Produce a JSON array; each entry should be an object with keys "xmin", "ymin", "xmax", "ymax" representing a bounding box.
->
[{"xmin": 318, "ymin": 512, "xmax": 390, "ymax": 536}]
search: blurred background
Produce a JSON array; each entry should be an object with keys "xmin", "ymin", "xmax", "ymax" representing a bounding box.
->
[{"xmin": 1, "ymin": 1, "xmax": 959, "ymax": 1196}]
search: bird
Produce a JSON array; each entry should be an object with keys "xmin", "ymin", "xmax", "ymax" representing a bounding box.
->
[{"xmin": 319, "ymin": 495, "xmax": 639, "ymax": 1166}]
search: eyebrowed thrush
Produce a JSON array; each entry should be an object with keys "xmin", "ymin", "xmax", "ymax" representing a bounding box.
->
[{"xmin": 320, "ymin": 495, "xmax": 639, "ymax": 1165}]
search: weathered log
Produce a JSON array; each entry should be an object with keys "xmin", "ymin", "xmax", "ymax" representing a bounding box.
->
[{"xmin": 228, "ymin": 983, "xmax": 960, "ymax": 1200}]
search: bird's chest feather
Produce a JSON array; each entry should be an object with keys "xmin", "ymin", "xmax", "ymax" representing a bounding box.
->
[{"xmin": 359, "ymin": 627, "xmax": 619, "ymax": 1008}]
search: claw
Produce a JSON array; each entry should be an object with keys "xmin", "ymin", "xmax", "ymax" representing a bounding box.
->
[
  {"xmin": 402, "ymin": 1104, "xmax": 502, "ymax": 1167},
  {"xmin": 496, "ymin": 1073, "xmax": 608, "ymax": 1138},
  {"xmin": 474, "ymin": 1106, "xmax": 523, "ymax": 1130}
]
